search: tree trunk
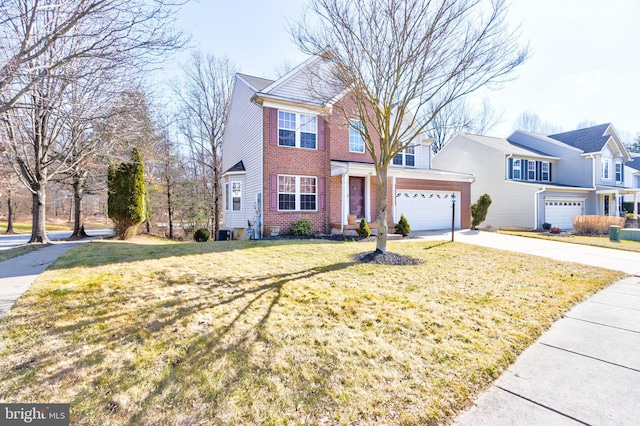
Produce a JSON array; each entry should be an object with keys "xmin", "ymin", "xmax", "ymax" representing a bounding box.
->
[
  {"xmin": 5, "ymin": 188, "xmax": 14, "ymax": 234},
  {"xmin": 70, "ymin": 176, "xmax": 89, "ymax": 239},
  {"xmin": 166, "ymin": 177, "xmax": 174, "ymax": 239},
  {"xmin": 29, "ymin": 184, "xmax": 50, "ymax": 244},
  {"xmin": 375, "ymin": 167, "xmax": 389, "ymax": 253}
]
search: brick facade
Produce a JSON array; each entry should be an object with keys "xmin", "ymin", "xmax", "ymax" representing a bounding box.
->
[{"xmin": 260, "ymin": 95, "xmax": 471, "ymax": 233}]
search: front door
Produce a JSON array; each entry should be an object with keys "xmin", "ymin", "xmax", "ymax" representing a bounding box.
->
[
  {"xmin": 349, "ymin": 177, "xmax": 365, "ymax": 218},
  {"xmin": 604, "ymin": 195, "xmax": 610, "ymax": 216}
]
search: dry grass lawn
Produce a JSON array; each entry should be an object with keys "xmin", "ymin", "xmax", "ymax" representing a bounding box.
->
[
  {"xmin": 500, "ymin": 230, "xmax": 640, "ymax": 253},
  {"xmin": 0, "ymin": 238, "xmax": 623, "ymax": 425}
]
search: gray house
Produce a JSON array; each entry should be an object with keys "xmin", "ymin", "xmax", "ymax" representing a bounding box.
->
[{"xmin": 433, "ymin": 123, "xmax": 639, "ymax": 230}]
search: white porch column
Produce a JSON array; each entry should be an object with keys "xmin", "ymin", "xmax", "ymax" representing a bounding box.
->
[
  {"xmin": 341, "ymin": 173, "xmax": 349, "ymax": 231},
  {"xmin": 365, "ymin": 175, "xmax": 371, "ymax": 222},
  {"xmin": 635, "ymin": 192, "xmax": 638, "ymax": 220}
]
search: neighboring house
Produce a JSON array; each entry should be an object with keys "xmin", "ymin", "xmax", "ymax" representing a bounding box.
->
[
  {"xmin": 623, "ymin": 153, "xmax": 640, "ymax": 212},
  {"xmin": 433, "ymin": 123, "xmax": 639, "ymax": 230},
  {"xmin": 221, "ymin": 56, "xmax": 474, "ymax": 238}
]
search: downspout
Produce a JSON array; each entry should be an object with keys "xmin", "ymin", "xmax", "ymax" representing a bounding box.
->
[
  {"xmin": 533, "ymin": 187, "xmax": 546, "ymax": 230},
  {"xmin": 506, "ymin": 153, "xmax": 513, "ymax": 180}
]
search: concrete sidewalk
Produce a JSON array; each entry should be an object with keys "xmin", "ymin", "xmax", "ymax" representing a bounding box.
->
[
  {"xmin": 455, "ymin": 275, "xmax": 640, "ymax": 425},
  {"xmin": 409, "ymin": 231, "xmax": 640, "ymax": 425},
  {"xmin": 0, "ymin": 242, "xmax": 82, "ymax": 316}
]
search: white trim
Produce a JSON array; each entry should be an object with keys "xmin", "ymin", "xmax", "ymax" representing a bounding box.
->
[
  {"xmin": 277, "ymin": 174, "xmax": 318, "ymax": 212},
  {"xmin": 330, "ymin": 161, "xmax": 475, "ymax": 183},
  {"xmin": 260, "ymin": 55, "xmax": 324, "ymax": 94}
]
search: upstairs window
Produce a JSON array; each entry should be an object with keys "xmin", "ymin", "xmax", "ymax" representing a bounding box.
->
[
  {"xmin": 616, "ymin": 162, "xmax": 623, "ymax": 183},
  {"xmin": 528, "ymin": 161, "xmax": 536, "ymax": 180},
  {"xmin": 392, "ymin": 144, "xmax": 416, "ymax": 167},
  {"xmin": 602, "ymin": 158, "xmax": 611, "ymax": 180},
  {"xmin": 278, "ymin": 111, "xmax": 317, "ymax": 149},
  {"xmin": 349, "ymin": 120, "xmax": 365, "ymax": 153},
  {"xmin": 512, "ymin": 159, "xmax": 521, "ymax": 180},
  {"xmin": 541, "ymin": 162, "xmax": 550, "ymax": 181}
]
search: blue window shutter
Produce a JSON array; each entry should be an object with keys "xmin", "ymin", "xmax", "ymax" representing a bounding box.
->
[
  {"xmin": 549, "ymin": 163, "xmax": 552, "ymax": 181},
  {"xmin": 508, "ymin": 158, "xmax": 513, "ymax": 179},
  {"xmin": 537, "ymin": 161, "xmax": 541, "ymax": 181},
  {"xmin": 522, "ymin": 160, "xmax": 528, "ymax": 181}
]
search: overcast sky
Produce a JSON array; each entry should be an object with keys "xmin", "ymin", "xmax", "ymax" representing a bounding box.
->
[{"xmin": 164, "ymin": 0, "xmax": 640, "ymax": 141}]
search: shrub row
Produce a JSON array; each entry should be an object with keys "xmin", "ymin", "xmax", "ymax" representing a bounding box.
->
[{"xmin": 572, "ymin": 215, "xmax": 625, "ymax": 235}]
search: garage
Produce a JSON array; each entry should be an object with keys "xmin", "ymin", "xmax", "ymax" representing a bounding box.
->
[
  {"xmin": 395, "ymin": 190, "xmax": 461, "ymax": 230},
  {"xmin": 544, "ymin": 199, "xmax": 584, "ymax": 230}
]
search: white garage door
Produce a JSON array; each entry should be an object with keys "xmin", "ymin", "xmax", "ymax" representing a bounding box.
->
[
  {"xmin": 395, "ymin": 190, "xmax": 461, "ymax": 230},
  {"xmin": 544, "ymin": 199, "xmax": 584, "ymax": 230}
]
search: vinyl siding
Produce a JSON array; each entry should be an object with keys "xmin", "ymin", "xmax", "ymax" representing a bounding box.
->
[
  {"xmin": 221, "ymin": 77, "xmax": 264, "ymax": 229},
  {"xmin": 433, "ymin": 134, "xmax": 537, "ymax": 229},
  {"xmin": 508, "ymin": 132, "xmax": 593, "ymax": 187}
]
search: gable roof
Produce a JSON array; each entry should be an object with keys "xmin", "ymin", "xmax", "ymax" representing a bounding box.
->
[
  {"xmin": 223, "ymin": 160, "xmax": 246, "ymax": 174},
  {"xmin": 548, "ymin": 123, "xmax": 611, "ymax": 153},
  {"xmin": 458, "ymin": 133, "xmax": 559, "ymax": 159},
  {"xmin": 237, "ymin": 74, "xmax": 273, "ymax": 91}
]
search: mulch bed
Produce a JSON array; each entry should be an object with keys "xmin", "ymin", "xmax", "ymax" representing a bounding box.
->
[{"xmin": 353, "ymin": 250, "xmax": 421, "ymax": 265}]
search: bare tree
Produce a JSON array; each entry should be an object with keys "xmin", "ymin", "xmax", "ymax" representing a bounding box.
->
[
  {"xmin": 0, "ymin": 0, "xmax": 187, "ymax": 114},
  {"xmin": 628, "ymin": 133, "xmax": 640, "ymax": 153},
  {"xmin": 291, "ymin": 0, "xmax": 528, "ymax": 253},
  {"xmin": 172, "ymin": 51, "xmax": 237, "ymax": 241},
  {"xmin": 0, "ymin": 0, "xmax": 186, "ymax": 244},
  {"xmin": 513, "ymin": 111, "xmax": 562, "ymax": 134},
  {"xmin": 427, "ymin": 97, "xmax": 501, "ymax": 153}
]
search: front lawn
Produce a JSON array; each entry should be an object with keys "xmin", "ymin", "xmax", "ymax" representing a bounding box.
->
[
  {"xmin": 0, "ymin": 239, "xmax": 622, "ymax": 425},
  {"xmin": 499, "ymin": 230, "xmax": 640, "ymax": 253}
]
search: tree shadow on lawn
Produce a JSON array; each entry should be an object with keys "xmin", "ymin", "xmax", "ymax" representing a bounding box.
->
[
  {"xmin": 0, "ymin": 260, "xmax": 358, "ymax": 424},
  {"xmin": 45, "ymin": 238, "xmax": 361, "ymax": 270}
]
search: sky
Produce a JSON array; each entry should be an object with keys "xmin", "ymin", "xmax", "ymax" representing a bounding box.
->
[{"xmin": 163, "ymin": 0, "xmax": 640, "ymax": 141}]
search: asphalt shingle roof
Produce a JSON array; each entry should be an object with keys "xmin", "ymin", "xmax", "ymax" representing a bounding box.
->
[
  {"xmin": 627, "ymin": 155, "xmax": 640, "ymax": 170},
  {"xmin": 548, "ymin": 123, "xmax": 611, "ymax": 153},
  {"xmin": 237, "ymin": 73, "xmax": 273, "ymax": 91},
  {"xmin": 224, "ymin": 160, "xmax": 245, "ymax": 174}
]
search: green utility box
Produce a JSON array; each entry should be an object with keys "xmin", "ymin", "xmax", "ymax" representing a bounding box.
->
[{"xmin": 609, "ymin": 225, "xmax": 621, "ymax": 242}]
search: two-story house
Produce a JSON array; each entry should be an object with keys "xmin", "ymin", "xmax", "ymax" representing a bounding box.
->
[
  {"xmin": 623, "ymin": 153, "xmax": 640, "ymax": 213},
  {"xmin": 221, "ymin": 56, "xmax": 474, "ymax": 238},
  {"xmin": 432, "ymin": 123, "xmax": 639, "ymax": 230}
]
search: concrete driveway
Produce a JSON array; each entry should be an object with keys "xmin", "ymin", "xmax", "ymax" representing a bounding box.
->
[
  {"xmin": 413, "ymin": 229, "xmax": 640, "ymax": 275},
  {"xmin": 411, "ymin": 230, "xmax": 640, "ymax": 425}
]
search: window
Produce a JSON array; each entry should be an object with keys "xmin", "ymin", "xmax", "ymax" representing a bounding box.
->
[
  {"xmin": 616, "ymin": 162, "xmax": 623, "ymax": 183},
  {"xmin": 528, "ymin": 161, "xmax": 536, "ymax": 180},
  {"xmin": 349, "ymin": 120, "xmax": 365, "ymax": 153},
  {"xmin": 541, "ymin": 162, "xmax": 550, "ymax": 181},
  {"xmin": 231, "ymin": 182, "xmax": 242, "ymax": 211},
  {"xmin": 278, "ymin": 111, "xmax": 317, "ymax": 149},
  {"xmin": 513, "ymin": 159, "xmax": 521, "ymax": 180},
  {"xmin": 278, "ymin": 175, "xmax": 317, "ymax": 211},
  {"xmin": 602, "ymin": 158, "xmax": 611, "ymax": 180},
  {"xmin": 392, "ymin": 144, "xmax": 416, "ymax": 167},
  {"xmin": 225, "ymin": 182, "xmax": 229, "ymax": 210}
]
